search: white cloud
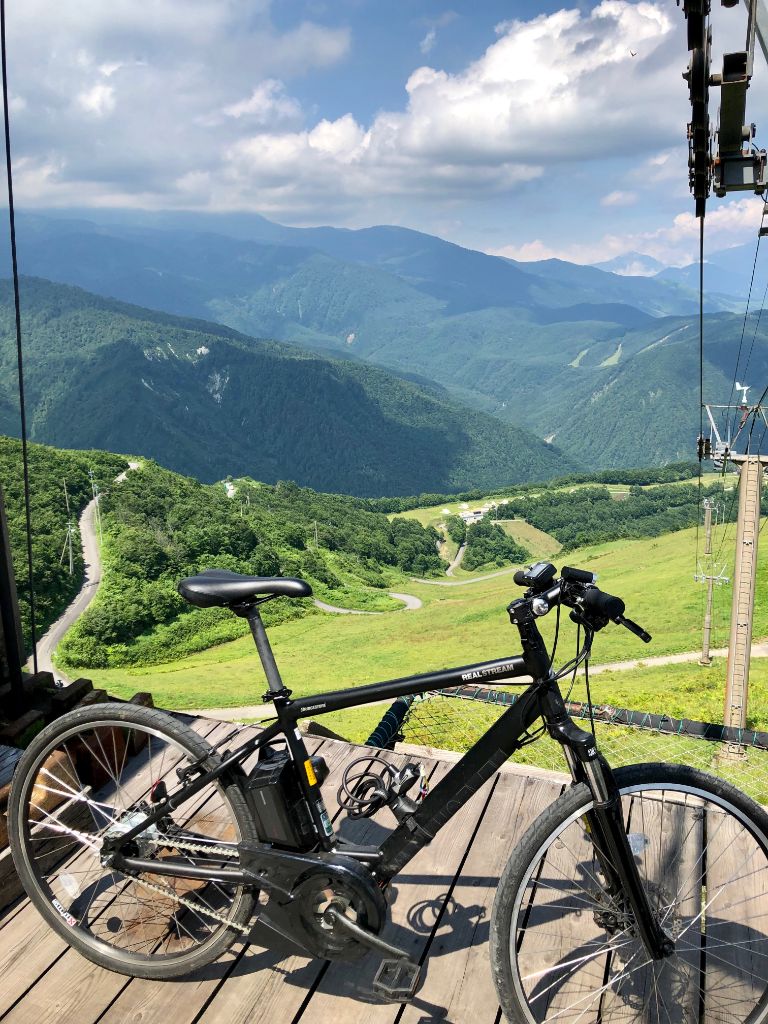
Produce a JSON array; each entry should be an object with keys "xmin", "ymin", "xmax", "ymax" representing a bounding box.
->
[
  {"xmin": 8, "ymin": 0, "xmax": 350, "ymax": 205},
  {"xmin": 221, "ymin": 81, "xmax": 302, "ymax": 127},
  {"xmin": 601, "ymin": 190, "xmax": 638, "ymax": 207},
  {"xmin": 204, "ymin": 1, "xmax": 684, "ymax": 216},
  {"xmin": 77, "ymin": 83, "xmax": 115, "ymax": 117},
  {"xmin": 7, "ymin": 0, "xmax": 693, "ymax": 226},
  {"xmin": 493, "ymin": 196, "xmax": 766, "ymax": 268},
  {"xmin": 497, "ymin": 240, "xmax": 560, "ymax": 262},
  {"xmin": 420, "ymin": 28, "xmax": 437, "ymax": 55}
]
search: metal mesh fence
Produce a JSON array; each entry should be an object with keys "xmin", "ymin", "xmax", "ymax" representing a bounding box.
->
[{"xmin": 393, "ymin": 687, "xmax": 768, "ymax": 805}]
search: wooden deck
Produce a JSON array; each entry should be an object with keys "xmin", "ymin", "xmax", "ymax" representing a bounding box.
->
[
  {"xmin": 0, "ymin": 716, "xmax": 566, "ymax": 1024},
  {"xmin": 0, "ymin": 744, "xmax": 23, "ymax": 789}
]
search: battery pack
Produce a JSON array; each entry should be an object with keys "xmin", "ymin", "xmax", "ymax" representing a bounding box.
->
[{"xmin": 245, "ymin": 746, "xmax": 329, "ymax": 849}]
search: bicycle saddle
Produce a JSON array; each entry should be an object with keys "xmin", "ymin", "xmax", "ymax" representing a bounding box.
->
[{"xmin": 178, "ymin": 568, "xmax": 313, "ymax": 608}]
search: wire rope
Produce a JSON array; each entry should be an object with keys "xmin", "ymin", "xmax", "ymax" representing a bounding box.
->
[
  {"xmin": 696, "ymin": 214, "xmax": 705, "ymax": 578},
  {"xmin": 725, "ymin": 206, "xmax": 765, "ymax": 440},
  {"xmin": 0, "ymin": 0, "xmax": 36, "ymax": 672}
]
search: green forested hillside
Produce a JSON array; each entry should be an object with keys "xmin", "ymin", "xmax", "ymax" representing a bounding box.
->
[
  {"xmin": 0, "ymin": 436, "xmax": 127, "ymax": 648},
  {"xmin": 365, "ymin": 462, "xmax": 700, "ymax": 514},
  {"xmin": 494, "ymin": 480, "xmax": 749, "ymax": 549},
  {"xmin": 0, "ymin": 278, "xmax": 574, "ymax": 495},
  {"xmin": 58, "ymin": 459, "xmax": 445, "ymax": 669},
  {"xmin": 2, "ymin": 212, "xmax": 756, "ymax": 472}
]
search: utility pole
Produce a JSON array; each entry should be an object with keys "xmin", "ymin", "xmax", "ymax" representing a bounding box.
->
[
  {"xmin": 60, "ymin": 480, "xmax": 74, "ymax": 575},
  {"xmin": 88, "ymin": 469, "xmax": 103, "ymax": 543}
]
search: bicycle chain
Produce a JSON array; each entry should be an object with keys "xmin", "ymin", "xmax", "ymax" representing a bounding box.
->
[
  {"xmin": 114, "ymin": 835, "xmax": 250, "ymax": 935},
  {"xmin": 115, "ymin": 864, "xmax": 252, "ymax": 935},
  {"xmin": 146, "ymin": 835, "xmax": 240, "ymax": 859}
]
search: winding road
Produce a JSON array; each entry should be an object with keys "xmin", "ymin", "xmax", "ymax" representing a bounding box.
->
[
  {"xmin": 313, "ymin": 591, "xmax": 422, "ymax": 615},
  {"xmin": 445, "ymin": 542, "xmax": 466, "ymax": 577},
  {"xmin": 32, "ymin": 458, "xmax": 421, "ymax": 682},
  {"xmin": 31, "ymin": 497, "xmax": 102, "ymax": 682},
  {"xmin": 413, "ymin": 565, "xmax": 520, "ymax": 587},
  {"xmin": 30, "ymin": 461, "xmax": 141, "ymax": 681}
]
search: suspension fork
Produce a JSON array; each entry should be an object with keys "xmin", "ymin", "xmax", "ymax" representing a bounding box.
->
[
  {"xmin": 509, "ymin": 603, "xmax": 674, "ymax": 962},
  {"xmin": 540, "ymin": 687, "xmax": 675, "ymax": 961}
]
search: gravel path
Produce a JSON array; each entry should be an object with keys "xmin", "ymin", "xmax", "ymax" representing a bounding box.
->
[{"xmin": 387, "ymin": 591, "xmax": 423, "ymax": 610}]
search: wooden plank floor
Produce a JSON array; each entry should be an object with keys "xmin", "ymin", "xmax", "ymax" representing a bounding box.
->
[
  {"xmin": 0, "ymin": 744, "xmax": 22, "ymax": 789},
  {"xmin": 0, "ymin": 715, "xmax": 564, "ymax": 1024}
]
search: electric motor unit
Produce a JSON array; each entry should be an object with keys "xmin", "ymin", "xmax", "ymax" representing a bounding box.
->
[{"xmin": 245, "ymin": 746, "xmax": 329, "ymax": 849}]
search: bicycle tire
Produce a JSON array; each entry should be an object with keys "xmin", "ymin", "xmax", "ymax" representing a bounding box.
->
[
  {"xmin": 8, "ymin": 702, "xmax": 258, "ymax": 979},
  {"xmin": 490, "ymin": 762, "xmax": 768, "ymax": 1023}
]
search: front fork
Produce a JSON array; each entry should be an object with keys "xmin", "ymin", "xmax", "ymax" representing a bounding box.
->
[
  {"xmin": 548, "ymin": 706, "xmax": 675, "ymax": 960},
  {"xmin": 510, "ymin": 601, "xmax": 674, "ymax": 961}
]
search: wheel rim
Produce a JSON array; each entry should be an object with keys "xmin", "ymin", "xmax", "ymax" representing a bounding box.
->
[
  {"xmin": 15, "ymin": 719, "xmax": 250, "ymax": 965},
  {"xmin": 509, "ymin": 781, "xmax": 768, "ymax": 1023}
]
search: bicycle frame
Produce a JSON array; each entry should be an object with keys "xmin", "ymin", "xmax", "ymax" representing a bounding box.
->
[{"xmin": 105, "ymin": 599, "xmax": 673, "ymax": 961}]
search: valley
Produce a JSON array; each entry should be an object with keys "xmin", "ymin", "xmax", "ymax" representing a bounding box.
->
[
  {"xmin": 4, "ymin": 430, "xmax": 766, "ymax": 796},
  {"xmin": 0, "ymin": 278, "xmax": 573, "ymax": 495},
  {"xmin": 2, "ymin": 211, "xmax": 767, "ymax": 773},
  {"xmin": 2, "ymin": 211, "xmax": 765, "ymax": 471}
]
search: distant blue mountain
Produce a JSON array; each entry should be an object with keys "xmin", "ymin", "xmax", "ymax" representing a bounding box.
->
[{"xmin": 3, "ymin": 210, "xmax": 762, "ymax": 472}]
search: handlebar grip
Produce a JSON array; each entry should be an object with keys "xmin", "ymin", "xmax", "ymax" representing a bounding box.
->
[
  {"xmin": 582, "ymin": 587, "xmax": 625, "ymax": 620},
  {"xmin": 561, "ymin": 566, "xmax": 596, "ymax": 585}
]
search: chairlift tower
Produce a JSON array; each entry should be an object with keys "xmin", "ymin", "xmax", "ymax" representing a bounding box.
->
[
  {"xmin": 695, "ymin": 498, "xmax": 730, "ymax": 666},
  {"xmin": 700, "ymin": 398, "xmax": 768, "ymax": 755}
]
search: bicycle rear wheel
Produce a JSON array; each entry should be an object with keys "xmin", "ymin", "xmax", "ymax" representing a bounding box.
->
[
  {"xmin": 490, "ymin": 763, "xmax": 768, "ymax": 1023},
  {"xmin": 8, "ymin": 703, "xmax": 257, "ymax": 979}
]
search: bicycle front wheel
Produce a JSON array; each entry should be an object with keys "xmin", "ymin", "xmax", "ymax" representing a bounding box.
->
[
  {"xmin": 490, "ymin": 763, "xmax": 768, "ymax": 1023},
  {"xmin": 8, "ymin": 703, "xmax": 257, "ymax": 979}
]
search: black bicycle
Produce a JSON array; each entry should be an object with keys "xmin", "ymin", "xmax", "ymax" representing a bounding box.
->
[{"xmin": 8, "ymin": 562, "xmax": 768, "ymax": 1023}]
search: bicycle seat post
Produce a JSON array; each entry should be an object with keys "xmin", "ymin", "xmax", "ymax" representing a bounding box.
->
[{"xmin": 245, "ymin": 605, "xmax": 292, "ymax": 701}]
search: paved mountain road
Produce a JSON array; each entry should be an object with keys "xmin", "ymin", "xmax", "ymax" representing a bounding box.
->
[
  {"xmin": 30, "ymin": 462, "xmax": 141, "ymax": 681},
  {"xmin": 445, "ymin": 542, "xmax": 466, "ymax": 576},
  {"xmin": 314, "ymin": 591, "xmax": 423, "ymax": 614},
  {"xmin": 31, "ymin": 497, "xmax": 102, "ymax": 681}
]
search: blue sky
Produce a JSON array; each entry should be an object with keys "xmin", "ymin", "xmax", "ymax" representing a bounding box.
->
[{"xmin": 6, "ymin": 0, "xmax": 768, "ymax": 267}]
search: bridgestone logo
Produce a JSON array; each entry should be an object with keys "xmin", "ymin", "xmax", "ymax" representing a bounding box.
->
[
  {"xmin": 52, "ymin": 898, "xmax": 77, "ymax": 927},
  {"xmin": 303, "ymin": 703, "xmax": 326, "ymax": 712}
]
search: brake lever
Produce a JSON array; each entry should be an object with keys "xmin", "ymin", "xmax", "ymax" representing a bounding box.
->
[{"xmin": 616, "ymin": 615, "xmax": 652, "ymax": 644}]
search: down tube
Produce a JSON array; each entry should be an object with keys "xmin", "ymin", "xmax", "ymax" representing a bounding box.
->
[{"xmin": 375, "ymin": 686, "xmax": 542, "ymax": 880}]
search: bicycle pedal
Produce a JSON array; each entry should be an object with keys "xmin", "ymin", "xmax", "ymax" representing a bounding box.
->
[{"xmin": 372, "ymin": 958, "xmax": 421, "ymax": 1002}]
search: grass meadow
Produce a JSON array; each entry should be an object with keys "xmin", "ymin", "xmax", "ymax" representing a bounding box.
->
[{"xmin": 86, "ymin": 522, "xmax": 767, "ymax": 720}]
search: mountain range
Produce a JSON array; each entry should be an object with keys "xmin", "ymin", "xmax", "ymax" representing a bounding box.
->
[
  {"xmin": 0, "ymin": 278, "xmax": 572, "ymax": 496},
  {"xmin": 1, "ymin": 210, "xmax": 765, "ymax": 477}
]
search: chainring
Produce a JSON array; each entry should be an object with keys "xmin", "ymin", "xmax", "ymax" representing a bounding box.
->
[{"xmin": 283, "ymin": 862, "xmax": 387, "ymax": 961}]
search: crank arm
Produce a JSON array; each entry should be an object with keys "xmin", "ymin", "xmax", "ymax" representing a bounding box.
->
[{"xmin": 323, "ymin": 906, "xmax": 415, "ymax": 963}]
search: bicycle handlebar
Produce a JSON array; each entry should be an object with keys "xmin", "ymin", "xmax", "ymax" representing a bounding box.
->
[{"xmin": 512, "ymin": 563, "xmax": 652, "ymax": 644}]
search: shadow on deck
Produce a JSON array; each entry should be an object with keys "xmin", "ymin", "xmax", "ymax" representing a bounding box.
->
[{"xmin": 0, "ymin": 716, "xmax": 565, "ymax": 1024}]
